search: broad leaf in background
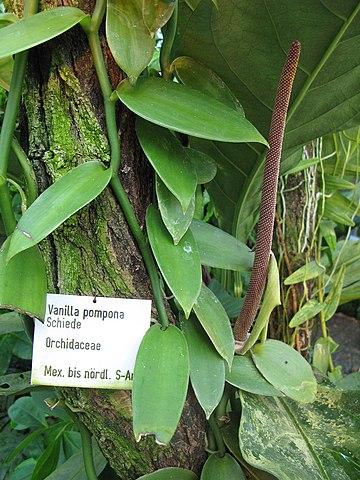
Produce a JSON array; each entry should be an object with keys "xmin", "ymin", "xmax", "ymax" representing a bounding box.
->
[
  {"xmin": 133, "ymin": 324, "xmax": 189, "ymax": 445},
  {"xmin": 0, "ymin": 371, "xmax": 31, "ymax": 396},
  {"xmin": 193, "ymin": 284, "xmax": 234, "ymax": 367},
  {"xmin": 143, "ymin": 0, "xmax": 176, "ymax": 36},
  {"xmin": 183, "ymin": 316, "xmax": 225, "ymax": 419},
  {"xmin": 137, "ymin": 467, "xmax": 197, "ymax": 479},
  {"xmin": 251, "ymin": 340, "xmax": 317, "ymax": 403},
  {"xmin": 208, "ymin": 279, "xmax": 243, "ymax": 318},
  {"xmin": 190, "ymin": 220, "xmax": 253, "ymax": 271},
  {"xmin": 137, "ymin": 119, "xmax": 197, "ymax": 211},
  {"xmin": 156, "ymin": 176, "xmax": 195, "ymax": 244},
  {"xmin": 289, "ymin": 299, "xmax": 325, "ymax": 328},
  {"xmin": 147, "ymin": 206, "xmax": 201, "ymax": 317},
  {"xmin": 0, "ymin": 239, "xmax": 46, "ymax": 318},
  {"xmin": 0, "ymin": 7, "xmax": 88, "ymax": 59},
  {"xmin": 284, "ymin": 262, "xmax": 325, "ymax": 285},
  {"xmin": 174, "ymin": 0, "xmax": 360, "ymax": 237},
  {"xmin": 31, "ymin": 423, "xmax": 68, "ymax": 480},
  {"xmin": 187, "ymin": 148, "xmax": 217, "ymax": 184},
  {"xmin": 226, "ymin": 354, "xmax": 282, "ymax": 397},
  {"xmin": 7, "ymin": 161, "xmax": 111, "ymax": 260},
  {"xmin": 172, "ymin": 56, "xmax": 244, "ymax": 114},
  {"xmin": 8, "ymin": 396, "xmax": 48, "ymax": 430},
  {"xmin": 46, "ymin": 439, "xmax": 107, "ymax": 480},
  {"xmin": 114, "ymin": 77, "xmax": 267, "ymax": 144},
  {"xmin": 200, "ymin": 453, "xmax": 245, "ymax": 480},
  {"xmin": 106, "ymin": 0, "xmax": 155, "ymax": 84},
  {"xmin": 240, "ymin": 387, "xmax": 360, "ymax": 480},
  {"xmin": 0, "ymin": 311, "xmax": 24, "ymax": 334},
  {"xmin": 241, "ymin": 253, "xmax": 281, "ymax": 354}
]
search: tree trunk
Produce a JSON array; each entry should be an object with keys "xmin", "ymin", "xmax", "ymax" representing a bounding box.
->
[{"xmin": 5, "ymin": 0, "xmax": 206, "ymax": 477}]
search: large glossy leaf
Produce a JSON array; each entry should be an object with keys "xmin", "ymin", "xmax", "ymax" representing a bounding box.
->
[
  {"xmin": 114, "ymin": 77, "xmax": 267, "ymax": 144},
  {"xmin": 201, "ymin": 453, "xmax": 245, "ymax": 480},
  {"xmin": 183, "ymin": 316, "xmax": 225, "ymax": 419},
  {"xmin": 240, "ymin": 387, "xmax": 360, "ymax": 480},
  {"xmin": 7, "ymin": 161, "xmax": 111, "ymax": 260},
  {"xmin": 146, "ymin": 206, "xmax": 201, "ymax": 317},
  {"xmin": 193, "ymin": 284, "xmax": 234, "ymax": 367},
  {"xmin": 156, "ymin": 176, "xmax": 195, "ymax": 245},
  {"xmin": 0, "ymin": 7, "xmax": 88, "ymax": 59},
  {"xmin": 0, "ymin": 311, "xmax": 24, "ymax": 334},
  {"xmin": 226, "ymin": 354, "xmax": 282, "ymax": 397},
  {"xmin": 142, "ymin": 0, "xmax": 176, "ymax": 35},
  {"xmin": 190, "ymin": 220, "xmax": 253, "ymax": 271},
  {"xmin": 251, "ymin": 340, "xmax": 317, "ymax": 403},
  {"xmin": 172, "ymin": 56, "xmax": 244, "ymax": 114},
  {"xmin": 106, "ymin": 0, "xmax": 155, "ymax": 84},
  {"xmin": 137, "ymin": 467, "xmax": 197, "ymax": 480},
  {"xmin": 133, "ymin": 324, "xmax": 189, "ymax": 445},
  {"xmin": 174, "ymin": 0, "xmax": 360, "ymax": 237},
  {"xmin": 0, "ymin": 238, "xmax": 46, "ymax": 318},
  {"xmin": 137, "ymin": 119, "xmax": 197, "ymax": 211}
]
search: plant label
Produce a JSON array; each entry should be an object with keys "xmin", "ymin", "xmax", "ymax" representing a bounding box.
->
[{"xmin": 31, "ymin": 293, "xmax": 151, "ymax": 389}]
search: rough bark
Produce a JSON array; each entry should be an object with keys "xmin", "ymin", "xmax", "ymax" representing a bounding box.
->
[{"xmin": 5, "ymin": 0, "xmax": 206, "ymax": 477}]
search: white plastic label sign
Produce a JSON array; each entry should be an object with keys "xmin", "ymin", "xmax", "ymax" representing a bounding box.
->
[{"xmin": 31, "ymin": 294, "xmax": 151, "ymax": 389}]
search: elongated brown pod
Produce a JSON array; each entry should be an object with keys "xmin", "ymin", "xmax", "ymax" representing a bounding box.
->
[{"xmin": 234, "ymin": 41, "xmax": 301, "ymax": 347}]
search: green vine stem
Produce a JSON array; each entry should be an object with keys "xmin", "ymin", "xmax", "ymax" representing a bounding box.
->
[
  {"xmin": 0, "ymin": 0, "xmax": 39, "ymax": 234},
  {"xmin": 11, "ymin": 137, "xmax": 38, "ymax": 205},
  {"xmin": 234, "ymin": 41, "xmax": 301, "ymax": 347},
  {"xmin": 85, "ymin": 1, "xmax": 169, "ymax": 329},
  {"xmin": 160, "ymin": 0, "xmax": 178, "ymax": 80}
]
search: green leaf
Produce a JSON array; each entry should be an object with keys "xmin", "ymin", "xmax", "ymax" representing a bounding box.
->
[
  {"xmin": 156, "ymin": 176, "xmax": 195, "ymax": 245},
  {"xmin": 175, "ymin": 0, "xmax": 360, "ymax": 238},
  {"xmin": 319, "ymin": 219, "xmax": 337, "ymax": 251},
  {"xmin": 323, "ymin": 266, "xmax": 346, "ymax": 321},
  {"xmin": 324, "ymin": 193, "xmax": 356, "ymax": 226},
  {"xmin": 313, "ymin": 337, "xmax": 338, "ymax": 374},
  {"xmin": 183, "ymin": 316, "xmax": 225, "ymax": 419},
  {"xmin": 137, "ymin": 467, "xmax": 197, "ymax": 480},
  {"xmin": 190, "ymin": 220, "xmax": 253, "ymax": 271},
  {"xmin": 289, "ymin": 299, "xmax": 325, "ymax": 328},
  {"xmin": 284, "ymin": 157, "xmax": 320, "ymax": 176},
  {"xmin": 284, "ymin": 261, "xmax": 325, "ymax": 285},
  {"xmin": 193, "ymin": 284, "xmax": 234, "ymax": 367},
  {"xmin": 8, "ymin": 396, "xmax": 48, "ymax": 430},
  {"xmin": 241, "ymin": 253, "xmax": 281, "ymax": 354},
  {"xmin": 172, "ymin": 56, "xmax": 244, "ymax": 114},
  {"xmin": 187, "ymin": 148, "xmax": 217, "ymax": 184},
  {"xmin": 106, "ymin": 0, "xmax": 154, "ymax": 84},
  {"xmin": 240, "ymin": 386, "xmax": 360, "ymax": 480},
  {"xmin": 0, "ymin": 239, "xmax": 46, "ymax": 318},
  {"xmin": 7, "ymin": 161, "xmax": 111, "ymax": 260},
  {"xmin": 200, "ymin": 453, "xmax": 245, "ymax": 480},
  {"xmin": 137, "ymin": 119, "xmax": 197, "ymax": 211},
  {"xmin": 133, "ymin": 324, "xmax": 189, "ymax": 445},
  {"xmin": 0, "ymin": 311, "xmax": 24, "ymax": 334},
  {"xmin": 0, "ymin": 371, "xmax": 31, "ymax": 396},
  {"xmin": 225, "ymin": 354, "xmax": 282, "ymax": 397},
  {"xmin": 11, "ymin": 459, "xmax": 37, "ymax": 480},
  {"xmin": 146, "ymin": 205, "xmax": 201, "ymax": 317},
  {"xmin": 114, "ymin": 77, "xmax": 267, "ymax": 144},
  {"xmin": 143, "ymin": 0, "xmax": 176, "ymax": 35},
  {"xmin": 45, "ymin": 439, "xmax": 107, "ymax": 480},
  {"xmin": 251, "ymin": 340, "xmax": 317, "ymax": 403},
  {"xmin": 324, "ymin": 174, "xmax": 356, "ymax": 192},
  {"xmin": 208, "ymin": 279, "xmax": 243, "ymax": 318},
  {"xmin": 31, "ymin": 425, "xmax": 67, "ymax": 480},
  {"xmin": 0, "ymin": 7, "xmax": 88, "ymax": 59}
]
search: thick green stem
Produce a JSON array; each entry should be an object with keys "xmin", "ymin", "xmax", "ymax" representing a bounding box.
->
[
  {"xmin": 11, "ymin": 137, "xmax": 38, "ymax": 205},
  {"xmin": 86, "ymin": 7, "xmax": 169, "ymax": 328},
  {"xmin": 208, "ymin": 414, "xmax": 225, "ymax": 457},
  {"xmin": 0, "ymin": 0, "xmax": 38, "ymax": 234},
  {"xmin": 160, "ymin": 0, "xmax": 178, "ymax": 80}
]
